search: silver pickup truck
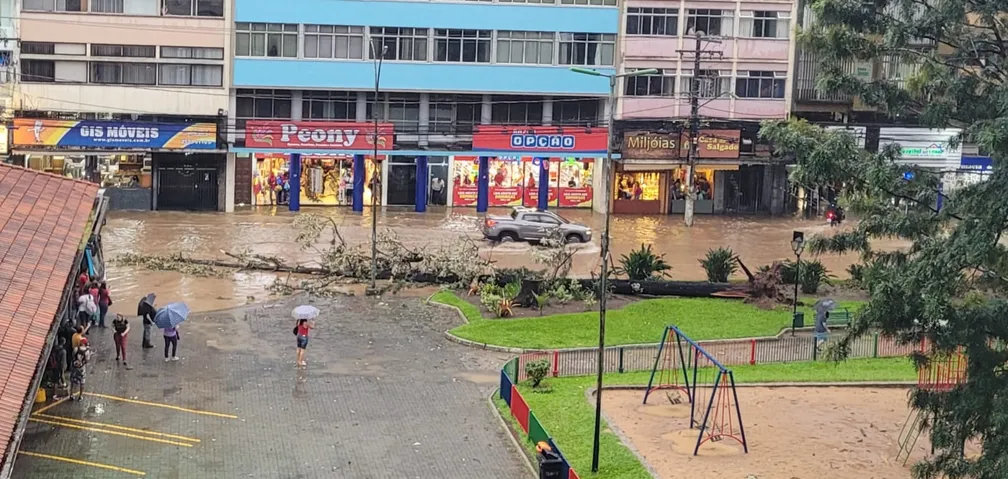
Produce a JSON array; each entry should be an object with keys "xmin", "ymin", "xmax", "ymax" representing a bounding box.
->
[{"xmin": 481, "ymin": 207, "xmax": 592, "ymax": 244}]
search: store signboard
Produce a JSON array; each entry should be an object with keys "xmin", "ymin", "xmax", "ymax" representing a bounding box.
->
[
  {"xmin": 622, "ymin": 132, "xmax": 679, "ymax": 160},
  {"xmin": 960, "ymin": 156, "xmax": 992, "ymax": 172},
  {"xmin": 13, "ymin": 119, "xmax": 217, "ymax": 150},
  {"xmin": 880, "ymin": 128, "xmax": 962, "ymax": 167},
  {"xmin": 680, "ymin": 129, "xmax": 741, "ymax": 159},
  {"xmin": 245, "ymin": 121, "xmax": 394, "ymax": 150},
  {"xmin": 472, "ymin": 126, "xmax": 608, "ymax": 154}
]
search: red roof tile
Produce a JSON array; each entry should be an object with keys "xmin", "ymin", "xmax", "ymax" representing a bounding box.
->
[{"xmin": 0, "ymin": 164, "xmax": 97, "ymax": 473}]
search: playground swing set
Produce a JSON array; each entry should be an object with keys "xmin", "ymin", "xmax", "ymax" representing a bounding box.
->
[{"xmin": 642, "ymin": 325, "xmax": 749, "ymax": 456}]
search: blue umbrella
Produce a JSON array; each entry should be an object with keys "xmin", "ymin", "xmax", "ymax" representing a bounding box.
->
[{"xmin": 153, "ymin": 302, "xmax": 190, "ymax": 329}]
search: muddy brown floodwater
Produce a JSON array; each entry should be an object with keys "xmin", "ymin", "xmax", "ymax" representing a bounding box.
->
[{"xmin": 101, "ymin": 206, "xmax": 906, "ymax": 314}]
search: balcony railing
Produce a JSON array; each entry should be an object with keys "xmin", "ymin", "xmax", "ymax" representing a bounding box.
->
[{"xmin": 792, "ymin": 49, "xmax": 854, "ymax": 103}]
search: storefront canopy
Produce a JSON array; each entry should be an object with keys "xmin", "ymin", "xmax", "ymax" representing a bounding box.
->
[
  {"xmin": 230, "ymin": 147, "xmax": 620, "ymax": 158},
  {"xmin": 0, "ymin": 165, "xmax": 99, "ymax": 478}
]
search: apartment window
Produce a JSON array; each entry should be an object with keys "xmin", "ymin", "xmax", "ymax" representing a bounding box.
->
[
  {"xmin": 626, "ymin": 7, "xmax": 678, "ymax": 36},
  {"xmin": 21, "ymin": 42, "xmax": 55, "ymax": 55},
  {"xmin": 159, "ymin": 64, "xmax": 223, "ymax": 86},
  {"xmin": 554, "ymin": 99, "xmax": 599, "ymax": 126},
  {"xmin": 433, "ymin": 29, "xmax": 491, "ymax": 63},
  {"xmin": 560, "ymin": 0, "xmax": 617, "ymax": 6},
  {"xmin": 681, "ymin": 69, "xmax": 731, "ymax": 98},
  {"xmin": 686, "ymin": 9, "xmax": 733, "ymax": 36},
  {"xmin": 164, "ymin": 0, "xmax": 224, "ymax": 17},
  {"xmin": 90, "ymin": 0, "xmax": 122, "ymax": 13},
  {"xmin": 303, "ymin": 91, "xmax": 357, "ymax": 120},
  {"xmin": 303, "ymin": 25, "xmax": 365, "ymax": 60},
  {"xmin": 21, "ymin": 60, "xmax": 55, "ymax": 82},
  {"xmin": 236, "ymin": 89, "xmax": 293, "ymax": 128},
  {"xmin": 367, "ymin": 93, "xmax": 421, "ymax": 133},
  {"xmin": 91, "ymin": 44, "xmax": 157, "ymax": 58},
  {"xmin": 491, "ymin": 96, "xmax": 543, "ymax": 125},
  {"xmin": 22, "ymin": 0, "xmax": 85, "ymax": 12},
  {"xmin": 235, "ymin": 23, "xmax": 299, "ymax": 58},
  {"xmin": 429, "ymin": 94, "xmax": 482, "ymax": 134},
  {"xmin": 500, "ymin": 0, "xmax": 556, "ymax": 3},
  {"xmin": 558, "ymin": 33, "xmax": 614, "ymax": 66},
  {"xmin": 160, "ymin": 46, "xmax": 225, "ymax": 59},
  {"xmin": 734, "ymin": 71, "xmax": 786, "ymax": 98},
  {"xmin": 624, "ymin": 69, "xmax": 675, "ymax": 96},
  {"xmin": 739, "ymin": 11, "xmax": 790, "ymax": 39},
  {"xmin": 370, "ymin": 27, "xmax": 428, "ymax": 61},
  {"xmin": 496, "ymin": 31, "xmax": 554, "ymax": 65},
  {"xmin": 90, "ymin": 62, "xmax": 157, "ymax": 85}
]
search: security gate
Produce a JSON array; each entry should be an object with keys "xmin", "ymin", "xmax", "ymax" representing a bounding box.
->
[{"xmin": 155, "ymin": 154, "xmax": 220, "ymax": 211}]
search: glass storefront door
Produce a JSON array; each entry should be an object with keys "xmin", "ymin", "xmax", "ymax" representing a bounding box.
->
[
  {"xmin": 388, "ymin": 157, "xmax": 417, "ymax": 206},
  {"xmin": 428, "ymin": 156, "xmax": 448, "ymax": 206}
]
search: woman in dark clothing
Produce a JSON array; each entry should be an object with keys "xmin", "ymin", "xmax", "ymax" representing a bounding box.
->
[{"xmin": 137, "ymin": 294, "xmax": 157, "ymax": 349}]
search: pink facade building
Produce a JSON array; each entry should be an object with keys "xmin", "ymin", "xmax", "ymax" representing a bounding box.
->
[
  {"xmin": 611, "ymin": 1, "xmax": 797, "ymax": 217},
  {"xmin": 618, "ymin": 0, "xmax": 796, "ymax": 121}
]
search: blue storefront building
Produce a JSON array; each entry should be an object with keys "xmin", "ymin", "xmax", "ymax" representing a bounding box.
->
[{"xmin": 229, "ymin": 0, "xmax": 618, "ymax": 213}]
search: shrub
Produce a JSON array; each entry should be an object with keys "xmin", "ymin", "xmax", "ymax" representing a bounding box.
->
[
  {"xmin": 533, "ymin": 292, "xmax": 550, "ymax": 315},
  {"xmin": 699, "ymin": 247, "xmax": 738, "ymax": 282},
  {"xmin": 618, "ymin": 244, "xmax": 672, "ymax": 281},
  {"xmin": 780, "ymin": 260, "xmax": 798, "ymax": 284},
  {"xmin": 799, "ymin": 260, "xmax": 830, "ymax": 294},
  {"xmin": 494, "ymin": 267, "xmax": 544, "ymax": 285},
  {"xmin": 525, "ymin": 359, "xmax": 550, "ymax": 388}
]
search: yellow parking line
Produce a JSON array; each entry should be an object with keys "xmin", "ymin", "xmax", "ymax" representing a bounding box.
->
[
  {"xmin": 34, "ymin": 414, "xmax": 201, "ymax": 443},
  {"xmin": 31, "ymin": 397, "xmax": 68, "ymax": 416},
  {"xmin": 82, "ymin": 392, "xmax": 238, "ymax": 419},
  {"xmin": 18, "ymin": 451, "xmax": 146, "ymax": 476},
  {"xmin": 28, "ymin": 417, "xmax": 194, "ymax": 447}
]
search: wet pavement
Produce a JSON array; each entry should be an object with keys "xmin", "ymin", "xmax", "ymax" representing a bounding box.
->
[
  {"xmin": 16, "ymin": 295, "xmax": 523, "ymax": 479},
  {"xmin": 103, "ymin": 206, "xmax": 904, "ymax": 313}
]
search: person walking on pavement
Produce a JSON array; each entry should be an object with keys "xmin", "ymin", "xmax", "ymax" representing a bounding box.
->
[
  {"xmin": 293, "ymin": 318, "xmax": 315, "ymax": 367},
  {"xmin": 138, "ymin": 293, "xmax": 157, "ymax": 349},
  {"xmin": 97, "ymin": 281, "xmax": 113, "ymax": 328},
  {"xmin": 112, "ymin": 313, "xmax": 131, "ymax": 369},
  {"xmin": 163, "ymin": 324, "xmax": 180, "ymax": 362}
]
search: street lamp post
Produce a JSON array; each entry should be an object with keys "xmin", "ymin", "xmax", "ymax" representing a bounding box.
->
[
  {"xmin": 368, "ymin": 42, "xmax": 389, "ymax": 293},
  {"xmin": 569, "ymin": 66, "xmax": 658, "ymax": 473},
  {"xmin": 790, "ymin": 231, "xmax": 805, "ymax": 335}
]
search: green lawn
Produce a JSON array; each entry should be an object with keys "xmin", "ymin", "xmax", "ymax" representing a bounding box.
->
[
  {"xmin": 434, "ymin": 290, "xmax": 861, "ymax": 350},
  {"xmin": 499, "ymin": 357, "xmax": 916, "ymax": 479}
]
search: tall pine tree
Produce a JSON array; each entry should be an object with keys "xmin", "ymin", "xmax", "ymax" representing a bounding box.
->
[{"xmin": 761, "ymin": 0, "xmax": 1008, "ymax": 477}]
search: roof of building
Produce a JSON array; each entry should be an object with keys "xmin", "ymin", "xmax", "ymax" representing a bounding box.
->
[{"xmin": 0, "ymin": 164, "xmax": 98, "ymax": 475}]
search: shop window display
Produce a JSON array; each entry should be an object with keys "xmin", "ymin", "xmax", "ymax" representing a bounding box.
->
[
  {"xmin": 489, "ymin": 156, "xmax": 523, "ymax": 207},
  {"xmin": 301, "ymin": 155, "xmax": 353, "ymax": 206},
  {"xmin": 669, "ymin": 167, "xmax": 715, "ymax": 200},
  {"xmin": 451, "ymin": 156, "xmax": 479, "ymax": 206},
  {"xmin": 253, "ymin": 153, "xmax": 290, "ymax": 206},
  {"xmin": 521, "ymin": 157, "xmax": 559, "ymax": 208},
  {"xmin": 559, "ymin": 158, "xmax": 594, "ymax": 207},
  {"xmin": 615, "ymin": 172, "xmax": 660, "ymax": 201}
]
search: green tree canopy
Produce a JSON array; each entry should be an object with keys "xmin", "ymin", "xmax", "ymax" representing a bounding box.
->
[{"xmin": 760, "ymin": 1, "xmax": 1008, "ymax": 477}]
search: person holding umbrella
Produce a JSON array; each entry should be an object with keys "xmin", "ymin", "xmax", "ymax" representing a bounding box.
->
[
  {"xmin": 292, "ymin": 305, "xmax": 319, "ymax": 368},
  {"xmin": 137, "ymin": 293, "xmax": 157, "ymax": 349},
  {"xmin": 154, "ymin": 302, "xmax": 190, "ymax": 362}
]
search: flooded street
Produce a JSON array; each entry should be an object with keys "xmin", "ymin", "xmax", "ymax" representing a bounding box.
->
[{"xmin": 102, "ymin": 207, "xmax": 905, "ymax": 313}]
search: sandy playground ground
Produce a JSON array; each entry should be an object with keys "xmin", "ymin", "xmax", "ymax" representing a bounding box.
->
[{"xmin": 601, "ymin": 387, "xmax": 929, "ymax": 479}]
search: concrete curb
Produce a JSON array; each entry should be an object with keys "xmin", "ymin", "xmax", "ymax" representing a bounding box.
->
[
  {"xmin": 427, "ymin": 292, "xmax": 529, "ymax": 354},
  {"xmin": 584, "ymin": 387, "xmax": 661, "ymax": 479},
  {"xmin": 486, "ymin": 391, "xmax": 537, "ymax": 479},
  {"xmin": 428, "ymin": 290, "xmax": 850, "ymax": 354}
]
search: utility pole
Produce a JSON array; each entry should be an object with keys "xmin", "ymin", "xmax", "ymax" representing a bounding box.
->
[{"xmin": 678, "ymin": 32, "xmax": 722, "ymax": 227}]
